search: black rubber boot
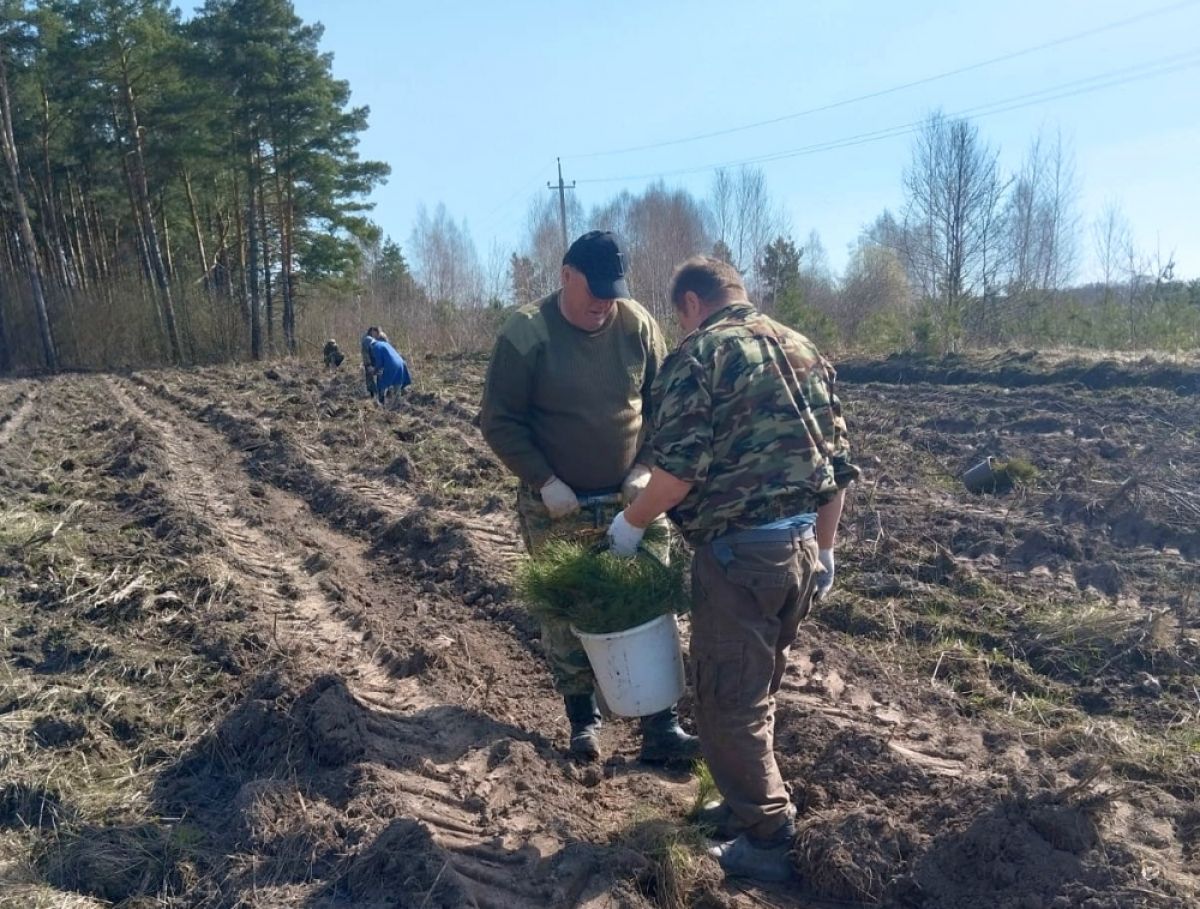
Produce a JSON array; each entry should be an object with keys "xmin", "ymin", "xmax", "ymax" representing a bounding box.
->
[
  {"xmin": 564, "ymin": 693, "xmax": 602, "ymax": 762},
  {"xmin": 639, "ymin": 704, "xmax": 701, "ymax": 766},
  {"xmin": 709, "ymin": 833, "xmax": 795, "ymax": 882}
]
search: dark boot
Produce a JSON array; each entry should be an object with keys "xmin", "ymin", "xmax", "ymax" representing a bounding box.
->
[
  {"xmin": 709, "ymin": 833, "xmax": 794, "ymax": 882},
  {"xmin": 639, "ymin": 704, "xmax": 701, "ymax": 766},
  {"xmin": 564, "ymin": 693, "xmax": 602, "ymax": 762}
]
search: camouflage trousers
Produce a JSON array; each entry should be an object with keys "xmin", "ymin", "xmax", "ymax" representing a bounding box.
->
[{"xmin": 516, "ymin": 484, "xmax": 671, "ymax": 697}]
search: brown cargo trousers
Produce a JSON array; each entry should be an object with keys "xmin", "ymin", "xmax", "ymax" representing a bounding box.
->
[
  {"xmin": 691, "ymin": 528, "xmax": 820, "ymax": 842},
  {"xmin": 515, "ymin": 484, "xmax": 671, "ymax": 697}
]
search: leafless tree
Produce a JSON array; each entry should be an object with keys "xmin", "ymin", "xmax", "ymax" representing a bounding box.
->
[
  {"xmin": 1092, "ymin": 200, "xmax": 1131, "ymax": 300},
  {"xmin": 710, "ymin": 166, "xmax": 777, "ymax": 285},
  {"xmin": 795, "ymin": 229, "xmax": 838, "ymax": 320},
  {"xmin": 409, "ymin": 202, "xmax": 483, "ymax": 306},
  {"xmin": 481, "ymin": 239, "xmax": 511, "ymax": 306},
  {"xmin": 591, "ymin": 182, "xmax": 710, "ymax": 320},
  {"xmin": 523, "ymin": 193, "xmax": 584, "ymax": 301},
  {"xmin": 901, "ymin": 112, "xmax": 1004, "ymax": 350},
  {"xmin": 1005, "ymin": 130, "xmax": 1078, "ymax": 300}
]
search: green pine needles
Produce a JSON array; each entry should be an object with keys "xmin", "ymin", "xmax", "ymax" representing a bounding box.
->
[{"xmin": 517, "ymin": 536, "xmax": 689, "ymax": 636}]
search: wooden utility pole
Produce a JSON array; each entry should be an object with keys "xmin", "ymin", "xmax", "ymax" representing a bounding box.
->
[{"xmin": 547, "ymin": 157, "xmax": 575, "ymax": 257}]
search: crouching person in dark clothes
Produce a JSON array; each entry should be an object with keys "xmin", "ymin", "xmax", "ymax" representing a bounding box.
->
[
  {"xmin": 323, "ymin": 339, "xmax": 345, "ymax": 368},
  {"xmin": 605, "ymin": 256, "xmax": 858, "ymax": 882}
]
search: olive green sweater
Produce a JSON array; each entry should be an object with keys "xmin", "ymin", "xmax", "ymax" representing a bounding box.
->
[{"xmin": 480, "ymin": 292, "xmax": 665, "ymax": 493}]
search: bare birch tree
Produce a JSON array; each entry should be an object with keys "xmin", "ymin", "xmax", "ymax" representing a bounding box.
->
[
  {"xmin": 1005, "ymin": 130, "xmax": 1078, "ymax": 300},
  {"xmin": 710, "ymin": 166, "xmax": 776, "ymax": 285},
  {"xmin": 1092, "ymin": 200, "xmax": 1131, "ymax": 302},
  {"xmin": 901, "ymin": 112, "xmax": 1003, "ymax": 350},
  {"xmin": 409, "ymin": 203, "xmax": 482, "ymax": 306}
]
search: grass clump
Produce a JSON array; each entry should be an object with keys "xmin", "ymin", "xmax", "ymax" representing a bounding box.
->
[
  {"xmin": 618, "ymin": 813, "xmax": 718, "ymax": 909},
  {"xmin": 687, "ymin": 761, "xmax": 718, "ymax": 821},
  {"xmin": 517, "ymin": 533, "xmax": 688, "ymax": 635}
]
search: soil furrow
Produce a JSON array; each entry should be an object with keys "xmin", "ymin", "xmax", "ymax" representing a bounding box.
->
[
  {"xmin": 0, "ymin": 386, "xmax": 37, "ymax": 447},
  {"xmin": 141, "ymin": 372, "xmax": 529, "ymax": 578},
  {"xmin": 103, "ymin": 376, "xmax": 667, "ymax": 908}
]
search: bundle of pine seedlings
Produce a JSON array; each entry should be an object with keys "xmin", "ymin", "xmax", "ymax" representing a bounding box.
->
[{"xmin": 517, "ymin": 535, "xmax": 689, "ymax": 635}]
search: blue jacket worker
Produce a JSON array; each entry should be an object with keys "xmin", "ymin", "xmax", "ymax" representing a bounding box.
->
[{"xmin": 370, "ymin": 338, "xmax": 412, "ymax": 403}]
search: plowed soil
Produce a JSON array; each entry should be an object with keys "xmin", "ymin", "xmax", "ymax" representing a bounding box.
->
[{"xmin": 1, "ymin": 353, "xmax": 1197, "ymax": 908}]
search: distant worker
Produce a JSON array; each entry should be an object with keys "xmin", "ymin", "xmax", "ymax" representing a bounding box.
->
[
  {"xmin": 479, "ymin": 230, "xmax": 700, "ymax": 767},
  {"xmin": 370, "ymin": 335, "xmax": 412, "ymax": 405},
  {"xmin": 323, "ymin": 338, "xmax": 345, "ymax": 368},
  {"xmin": 605, "ymin": 256, "xmax": 858, "ymax": 882},
  {"xmin": 361, "ymin": 326, "xmax": 381, "ymax": 397}
]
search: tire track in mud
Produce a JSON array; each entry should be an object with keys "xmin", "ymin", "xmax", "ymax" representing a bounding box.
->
[
  {"xmin": 0, "ymin": 385, "xmax": 38, "ymax": 448},
  {"xmin": 104, "ymin": 377, "xmax": 641, "ymax": 909},
  {"xmin": 105, "ymin": 377, "xmax": 402, "ymax": 702},
  {"xmin": 134, "ymin": 373, "xmax": 528, "ymax": 619}
]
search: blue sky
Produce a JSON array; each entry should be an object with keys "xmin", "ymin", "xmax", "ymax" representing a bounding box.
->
[{"xmin": 288, "ymin": 0, "xmax": 1200, "ymax": 281}]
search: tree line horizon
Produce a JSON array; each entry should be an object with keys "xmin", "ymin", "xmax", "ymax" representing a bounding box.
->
[{"xmin": 1, "ymin": 0, "xmax": 1196, "ymax": 374}]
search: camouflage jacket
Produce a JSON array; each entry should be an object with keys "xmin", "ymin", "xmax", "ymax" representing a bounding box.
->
[{"xmin": 651, "ymin": 302, "xmax": 853, "ymax": 544}]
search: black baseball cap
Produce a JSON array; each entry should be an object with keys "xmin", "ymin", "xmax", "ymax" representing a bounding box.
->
[{"xmin": 562, "ymin": 231, "xmax": 630, "ymax": 300}]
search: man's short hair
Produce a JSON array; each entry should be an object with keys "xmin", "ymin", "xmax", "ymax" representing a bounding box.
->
[
  {"xmin": 669, "ymin": 256, "xmax": 746, "ymax": 308},
  {"xmin": 367, "ymin": 326, "xmax": 381, "ymax": 336}
]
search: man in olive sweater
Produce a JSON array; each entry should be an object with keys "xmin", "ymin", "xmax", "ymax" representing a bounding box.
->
[{"xmin": 480, "ymin": 231, "xmax": 699, "ymax": 766}]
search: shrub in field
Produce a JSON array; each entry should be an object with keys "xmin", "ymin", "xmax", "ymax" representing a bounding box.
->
[{"xmin": 517, "ymin": 536, "xmax": 688, "ymax": 635}]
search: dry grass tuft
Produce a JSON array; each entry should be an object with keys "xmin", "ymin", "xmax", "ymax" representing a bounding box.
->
[
  {"xmin": 793, "ymin": 806, "xmax": 917, "ymax": 903},
  {"xmin": 1025, "ymin": 603, "xmax": 1181, "ymax": 679},
  {"xmin": 619, "ymin": 815, "xmax": 721, "ymax": 909}
]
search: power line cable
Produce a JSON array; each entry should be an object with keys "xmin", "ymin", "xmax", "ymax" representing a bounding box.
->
[
  {"xmin": 575, "ymin": 50, "xmax": 1200, "ymax": 185},
  {"xmin": 475, "ymin": 158, "xmax": 558, "ymax": 238},
  {"xmin": 567, "ymin": 0, "xmax": 1200, "ymax": 160}
]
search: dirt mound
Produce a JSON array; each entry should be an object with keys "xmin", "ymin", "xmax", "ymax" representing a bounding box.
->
[
  {"xmin": 794, "ymin": 727, "xmax": 936, "ymax": 808},
  {"xmin": 838, "ymin": 351, "xmax": 1200, "ymax": 394},
  {"xmin": 901, "ymin": 793, "xmax": 1189, "ymax": 909},
  {"xmin": 338, "ymin": 818, "xmax": 476, "ymax": 908},
  {"xmin": 203, "ymin": 673, "xmax": 368, "ymax": 778}
]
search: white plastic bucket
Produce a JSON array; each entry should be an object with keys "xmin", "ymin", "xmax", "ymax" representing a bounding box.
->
[{"xmin": 573, "ymin": 614, "xmax": 686, "ymax": 718}]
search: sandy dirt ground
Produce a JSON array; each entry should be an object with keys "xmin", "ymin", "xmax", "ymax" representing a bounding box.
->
[{"xmin": 1, "ymin": 352, "xmax": 1197, "ymax": 908}]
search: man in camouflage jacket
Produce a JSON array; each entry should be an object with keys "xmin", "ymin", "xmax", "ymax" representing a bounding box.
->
[
  {"xmin": 480, "ymin": 231, "xmax": 699, "ymax": 766},
  {"xmin": 607, "ymin": 256, "xmax": 857, "ymax": 882}
]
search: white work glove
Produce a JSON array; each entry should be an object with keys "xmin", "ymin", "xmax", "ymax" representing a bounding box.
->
[
  {"xmin": 816, "ymin": 548, "xmax": 835, "ymax": 599},
  {"xmin": 539, "ymin": 476, "xmax": 580, "ymax": 520},
  {"xmin": 607, "ymin": 511, "xmax": 646, "ymax": 557},
  {"xmin": 621, "ymin": 464, "xmax": 652, "ymax": 504}
]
